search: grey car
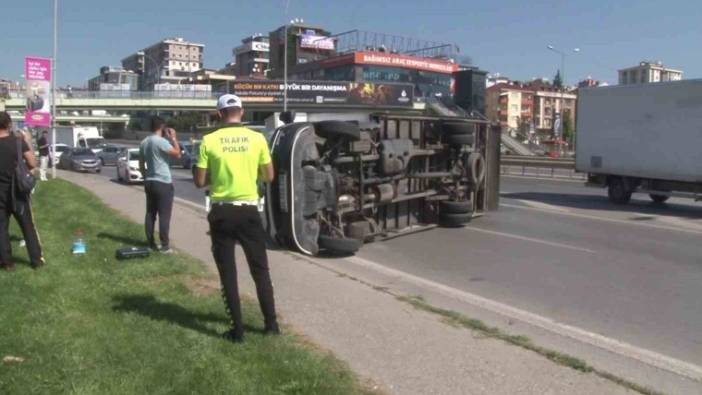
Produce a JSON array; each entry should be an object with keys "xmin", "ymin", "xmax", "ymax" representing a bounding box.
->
[
  {"xmin": 97, "ymin": 145, "xmax": 124, "ymax": 166},
  {"xmin": 58, "ymin": 148, "xmax": 102, "ymax": 173}
]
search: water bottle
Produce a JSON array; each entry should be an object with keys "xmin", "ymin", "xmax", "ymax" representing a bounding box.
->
[{"xmin": 72, "ymin": 230, "xmax": 86, "ymax": 255}]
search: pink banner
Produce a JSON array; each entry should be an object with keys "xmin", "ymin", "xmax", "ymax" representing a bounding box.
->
[{"xmin": 24, "ymin": 56, "xmax": 52, "ymax": 127}]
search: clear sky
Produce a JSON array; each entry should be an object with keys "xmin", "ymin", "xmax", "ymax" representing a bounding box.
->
[{"xmin": 1, "ymin": 0, "xmax": 699, "ymax": 86}]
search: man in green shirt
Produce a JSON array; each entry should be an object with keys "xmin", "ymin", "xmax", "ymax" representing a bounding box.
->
[{"xmin": 193, "ymin": 94, "xmax": 278, "ymax": 342}]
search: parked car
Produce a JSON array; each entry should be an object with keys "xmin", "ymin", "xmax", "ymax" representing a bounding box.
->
[
  {"xmin": 97, "ymin": 144, "xmax": 125, "ymax": 166},
  {"xmin": 116, "ymin": 148, "xmax": 143, "ymax": 184},
  {"xmin": 179, "ymin": 141, "xmax": 201, "ymax": 169},
  {"xmin": 58, "ymin": 148, "xmax": 102, "ymax": 173}
]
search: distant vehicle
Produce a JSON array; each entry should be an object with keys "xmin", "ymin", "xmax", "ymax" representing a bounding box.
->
[
  {"xmin": 50, "ymin": 143, "xmax": 70, "ymax": 162},
  {"xmin": 117, "ymin": 148, "xmax": 143, "ymax": 184},
  {"xmin": 97, "ymin": 144, "xmax": 124, "ymax": 166},
  {"xmin": 53, "ymin": 126, "xmax": 105, "ymax": 152},
  {"xmin": 576, "ymin": 80, "xmax": 702, "ymax": 204},
  {"xmin": 179, "ymin": 141, "xmax": 201, "ymax": 169},
  {"xmin": 57, "ymin": 148, "xmax": 102, "ymax": 173}
]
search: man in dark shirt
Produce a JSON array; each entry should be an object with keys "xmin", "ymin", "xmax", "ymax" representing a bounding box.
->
[
  {"xmin": 37, "ymin": 130, "xmax": 50, "ymax": 181},
  {"xmin": 0, "ymin": 111, "xmax": 44, "ymax": 271}
]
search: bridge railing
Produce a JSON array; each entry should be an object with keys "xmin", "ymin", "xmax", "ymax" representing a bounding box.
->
[
  {"xmin": 500, "ymin": 155, "xmax": 584, "ymax": 180},
  {"xmin": 10, "ymin": 90, "xmax": 219, "ymax": 100}
]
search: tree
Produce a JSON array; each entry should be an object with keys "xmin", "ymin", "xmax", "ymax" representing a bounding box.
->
[
  {"xmin": 562, "ymin": 111, "xmax": 574, "ymax": 143},
  {"xmin": 553, "ymin": 70, "xmax": 563, "ymax": 88}
]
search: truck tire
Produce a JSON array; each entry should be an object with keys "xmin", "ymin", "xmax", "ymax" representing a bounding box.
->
[
  {"xmin": 607, "ymin": 177, "xmax": 632, "ymax": 205},
  {"xmin": 439, "ymin": 212, "xmax": 472, "ymax": 227},
  {"xmin": 442, "ymin": 121, "xmax": 474, "ymax": 135},
  {"xmin": 649, "ymin": 194, "xmax": 669, "ymax": 204},
  {"xmin": 314, "ymin": 121, "xmax": 361, "ymax": 141},
  {"xmin": 468, "ymin": 152, "xmax": 486, "ymax": 186},
  {"xmin": 318, "ymin": 235, "xmax": 362, "ymax": 255},
  {"xmin": 440, "ymin": 200, "xmax": 472, "ymax": 214},
  {"xmin": 446, "ymin": 134, "xmax": 474, "ymax": 146}
]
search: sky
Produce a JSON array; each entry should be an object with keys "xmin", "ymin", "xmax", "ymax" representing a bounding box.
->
[{"xmin": 1, "ymin": 0, "xmax": 699, "ymax": 86}]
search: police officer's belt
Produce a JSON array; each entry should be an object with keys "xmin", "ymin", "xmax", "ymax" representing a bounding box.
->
[{"xmin": 212, "ymin": 200, "xmax": 258, "ymax": 206}]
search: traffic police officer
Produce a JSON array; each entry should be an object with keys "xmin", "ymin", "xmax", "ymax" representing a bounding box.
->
[{"xmin": 193, "ymin": 94, "xmax": 279, "ymax": 342}]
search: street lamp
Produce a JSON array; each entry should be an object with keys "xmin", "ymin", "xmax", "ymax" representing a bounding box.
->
[
  {"xmin": 546, "ymin": 45, "xmax": 579, "ymax": 152},
  {"xmin": 51, "ymin": 0, "xmax": 58, "ymax": 179}
]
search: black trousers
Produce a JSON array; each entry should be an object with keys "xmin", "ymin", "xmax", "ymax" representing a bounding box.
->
[
  {"xmin": 208, "ymin": 204, "xmax": 278, "ymax": 336},
  {"xmin": 0, "ymin": 190, "xmax": 43, "ymax": 266},
  {"xmin": 144, "ymin": 181, "xmax": 174, "ymax": 248}
]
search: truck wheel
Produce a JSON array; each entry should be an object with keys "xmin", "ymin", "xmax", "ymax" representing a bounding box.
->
[
  {"xmin": 439, "ymin": 212, "xmax": 472, "ymax": 227},
  {"xmin": 446, "ymin": 134, "xmax": 474, "ymax": 146},
  {"xmin": 318, "ymin": 235, "xmax": 362, "ymax": 255},
  {"xmin": 607, "ymin": 177, "xmax": 632, "ymax": 205},
  {"xmin": 649, "ymin": 194, "xmax": 669, "ymax": 204},
  {"xmin": 442, "ymin": 121, "xmax": 474, "ymax": 135},
  {"xmin": 440, "ymin": 200, "xmax": 472, "ymax": 214},
  {"xmin": 314, "ymin": 121, "xmax": 361, "ymax": 141}
]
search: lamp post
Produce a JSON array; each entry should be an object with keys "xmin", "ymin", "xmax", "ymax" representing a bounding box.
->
[
  {"xmin": 283, "ymin": 0, "xmax": 291, "ymax": 112},
  {"xmin": 51, "ymin": 0, "xmax": 58, "ymax": 179},
  {"xmin": 546, "ymin": 45, "xmax": 579, "ymax": 153}
]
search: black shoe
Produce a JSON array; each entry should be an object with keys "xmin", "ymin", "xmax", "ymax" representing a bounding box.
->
[
  {"xmin": 31, "ymin": 258, "xmax": 45, "ymax": 270},
  {"xmin": 1, "ymin": 262, "xmax": 15, "ymax": 272},
  {"xmin": 222, "ymin": 329, "xmax": 244, "ymax": 343},
  {"xmin": 264, "ymin": 324, "xmax": 281, "ymax": 336}
]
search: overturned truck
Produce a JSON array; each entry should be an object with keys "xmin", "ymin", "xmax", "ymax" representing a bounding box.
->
[{"xmin": 263, "ymin": 114, "xmax": 500, "ymax": 256}]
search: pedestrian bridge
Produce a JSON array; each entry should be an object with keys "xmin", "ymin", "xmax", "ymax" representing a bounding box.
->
[{"xmin": 3, "ymin": 91, "xmax": 216, "ymax": 111}]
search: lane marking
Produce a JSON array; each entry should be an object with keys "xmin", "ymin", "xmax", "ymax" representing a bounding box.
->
[
  {"xmin": 501, "ymin": 202, "xmax": 702, "ymax": 236},
  {"xmin": 333, "ymin": 254, "xmax": 702, "ymax": 382},
  {"xmin": 461, "ymin": 227, "xmax": 596, "ymax": 254}
]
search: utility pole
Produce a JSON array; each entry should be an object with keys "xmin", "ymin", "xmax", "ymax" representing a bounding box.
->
[
  {"xmin": 283, "ymin": 0, "xmax": 291, "ymax": 112},
  {"xmin": 51, "ymin": 0, "xmax": 58, "ymax": 179}
]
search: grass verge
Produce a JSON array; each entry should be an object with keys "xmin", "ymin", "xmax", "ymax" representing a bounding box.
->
[
  {"xmin": 0, "ymin": 179, "xmax": 373, "ymax": 395},
  {"xmin": 397, "ymin": 295, "xmax": 666, "ymax": 395}
]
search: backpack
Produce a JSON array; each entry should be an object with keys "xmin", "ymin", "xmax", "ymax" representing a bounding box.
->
[{"xmin": 14, "ymin": 137, "xmax": 36, "ymax": 195}]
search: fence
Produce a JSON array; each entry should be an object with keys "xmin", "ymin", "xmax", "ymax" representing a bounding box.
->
[{"xmin": 500, "ymin": 155, "xmax": 584, "ymax": 180}]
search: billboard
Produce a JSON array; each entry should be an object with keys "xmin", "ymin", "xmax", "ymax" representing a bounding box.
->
[
  {"xmin": 300, "ymin": 34, "xmax": 335, "ymax": 51},
  {"xmin": 355, "ymin": 52, "xmax": 458, "ymax": 74},
  {"xmin": 231, "ymin": 81, "xmax": 413, "ymax": 107},
  {"xmin": 24, "ymin": 56, "xmax": 52, "ymax": 127}
]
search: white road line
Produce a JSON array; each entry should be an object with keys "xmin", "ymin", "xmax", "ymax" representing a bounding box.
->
[
  {"xmin": 338, "ymin": 254, "xmax": 702, "ymax": 383},
  {"xmin": 462, "ymin": 227, "xmax": 596, "ymax": 254},
  {"xmin": 502, "ymin": 202, "xmax": 702, "ymax": 235}
]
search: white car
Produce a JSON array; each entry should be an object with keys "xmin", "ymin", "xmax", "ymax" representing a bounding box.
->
[
  {"xmin": 51, "ymin": 144, "xmax": 70, "ymax": 162},
  {"xmin": 116, "ymin": 148, "xmax": 143, "ymax": 184}
]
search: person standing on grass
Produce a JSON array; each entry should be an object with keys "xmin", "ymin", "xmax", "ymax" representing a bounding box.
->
[
  {"xmin": 37, "ymin": 130, "xmax": 50, "ymax": 181},
  {"xmin": 0, "ymin": 111, "xmax": 44, "ymax": 271},
  {"xmin": 192, "ymin": 94, "xmax": 279, "ymax": 342},
  {"xmin": 139, "ymin": 116, "xmax": 181, "ymax": 253}
]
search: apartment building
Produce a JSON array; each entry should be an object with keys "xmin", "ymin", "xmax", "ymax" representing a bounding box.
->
[
  {"xmin": 618, "ymin": 61, "xmax": 682, "ymax": 85},
  {"xmin": 122, "ymin": 37, "xmax": 204, "ymax": 90},
  {"xmin": 485, "ymin": 83, "xmax": 534, "ymax": 130}
]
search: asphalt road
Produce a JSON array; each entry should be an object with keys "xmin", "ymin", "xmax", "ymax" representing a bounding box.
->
[{"xmin": 92, "ymin": 166, "xmax": 702, "ymax": 369}]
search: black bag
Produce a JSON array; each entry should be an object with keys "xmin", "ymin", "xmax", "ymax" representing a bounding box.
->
[
  {"xmin": 116, "ymin": 246, "xmax": 151, "ymax": 260},
  {"xmin": 15, "ymin": 137, "xmax": 36, "ymax": 195}
]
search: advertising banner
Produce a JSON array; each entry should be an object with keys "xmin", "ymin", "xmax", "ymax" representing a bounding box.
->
[
  {"xmin": 24, "ymin": 56, "xmax": 52, "ymax": 127},
  {"xmin": 231, "ymin": 81, "xmax": 414, "ymax": 107},
  {"xmin": 300, "ymin": 34, "xmax": 335, "ymax": 51},
  {"xmin": 355, "ymin": 51, "xmax": 458, "ymax": 74}
]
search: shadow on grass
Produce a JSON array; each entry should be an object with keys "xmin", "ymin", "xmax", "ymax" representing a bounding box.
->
[
  {"xmin": 112, "ymin": 294, "xmax": 261, "ymax": 337},
  {"xmin": 98, "ymin": 232, "xmax": 147, "ymax": 247}
]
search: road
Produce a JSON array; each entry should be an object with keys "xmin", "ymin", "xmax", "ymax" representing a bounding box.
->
[{"xmin": 94, "ymin": 166, "xmax": 702, "ymax": 370}]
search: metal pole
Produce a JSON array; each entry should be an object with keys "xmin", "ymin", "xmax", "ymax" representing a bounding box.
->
[
  {"xmin": 51, "ymin": 0, "xmax": 58, "ymax": 179},
  {"xmin": 283, "ymin": 22, "xmax": 288, "ymax": 112}
]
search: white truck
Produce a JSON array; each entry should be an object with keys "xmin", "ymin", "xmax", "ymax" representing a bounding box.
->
[
  {"xmin": 53, "ymin": 126, "xmax": 105, "ymax": 152},
  {"xmin": 576, "ymin": 80, "xmax": 702, "ymax": 204}
]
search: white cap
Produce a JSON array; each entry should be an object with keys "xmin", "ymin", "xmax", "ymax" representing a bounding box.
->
[{"xmin": 216, "ymin": 94, "xmax": 243, "ymax": 111}]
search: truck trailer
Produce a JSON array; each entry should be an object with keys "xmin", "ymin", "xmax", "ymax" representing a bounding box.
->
[
  {"xmin": 576, "ymin": 80, "xmax": 702, "ymax": 204},
  {"xmin": 52, "ymin": 126, "xmax": 104, "ymax": 151}
]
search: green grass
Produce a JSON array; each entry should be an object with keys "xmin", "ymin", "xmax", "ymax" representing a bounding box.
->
[{"xmin": 0, "ymin": 179, "xmax": 372, "ymax": 395}]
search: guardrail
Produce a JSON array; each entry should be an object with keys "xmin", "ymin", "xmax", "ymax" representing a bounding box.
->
[{"xmin": 500, "ymin": 155, "xmax": 583, "ymax": 180}]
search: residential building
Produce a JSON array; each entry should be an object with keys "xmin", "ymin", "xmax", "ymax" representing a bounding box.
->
[
  {"xmin": 577, "ymin": 77, "xmax": 602, "ymax": 88},
  {"xmin": 268, "ymin": 22, "xmax": 335, "ymax": 79},
  {"xmin": 532, "ymin": 87, "xmax": 576, "ymax": 131},
  {"xmin": 121, "ymin": 37, "xmax": 204, "ymax": 90},
  {"xmin": 485, "ymin": 83, "xmax": 534, "ymax": 130},
  {"xmin": 233, "ymin": 34, "xmax": 270, "ymax": 78},
  {"xmin": 486, "ymin": 74, "xmax": 511, "ymax": 88},
  {"xmin": 88, "ymin": 66, "xmax": 139, "ymax": 91},
  {"xmin": 618, "ymin": 61, "xmax": 683, "ymax": 85},
  {"xmin": 186, "ymin": 68, "xmax": 237, "ymax": 93}
]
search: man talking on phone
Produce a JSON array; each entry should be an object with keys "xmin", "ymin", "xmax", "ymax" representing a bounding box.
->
[
  {"xmin": 139, "ymin": 116, "xmax": 181, "ymax": 252},
  {"xmin": 192, "ymin": 94, "xmax": 279, "ymax": 342}
]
